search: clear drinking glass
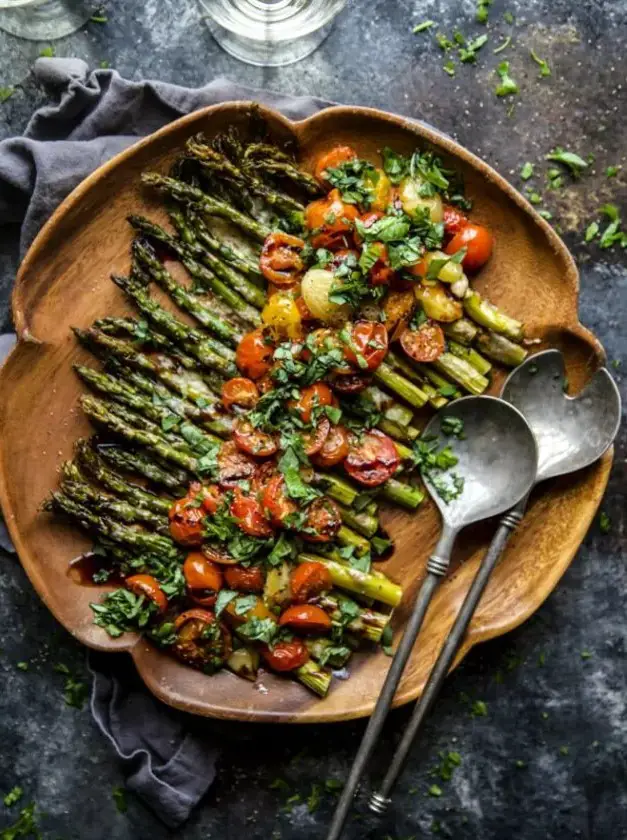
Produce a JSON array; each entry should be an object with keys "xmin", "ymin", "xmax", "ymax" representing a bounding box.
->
[
  {"xmin": 198, "ymin": 0, "xmax": 347, "ymax": 66},
  {"xmin": 0, "ymin": 0, "xmax": 91, "ymax": 40}
]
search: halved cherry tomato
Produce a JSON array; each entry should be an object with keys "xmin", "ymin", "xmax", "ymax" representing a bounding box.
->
[
  {"xmin": 295, "ymin": 296, "xmax": 315, "ymax": 321},
  {"xmin": 250, "ymin": 460, "xmax": 277, "ymax": 494},
  {"xmin": 126, "ymin": 574, "xmax": 167, "ymax": 614},
  {"xmin": 230, "ymin": 487, "xmax": 273, "ymax": 537},
  {"xmin": 199, "ymin": 484, "xmax": 222, "ymax": 515},
  {"xmin": 445, "ymin": 223, "xmax": 494, "ymax": 273},
  {"xmin": 342, "ymin": 320, "xmax": 389, "ymax": 372},
  {"xmin": 329, "ymin": 248, "xmax": 360, "ymax": 271},
  {"xmin": 260, "ymin": 639, "xmax": 309, "ymax": 672},
  {"xmin": 314, "ymin": 145, "xmax": 358, "ymax": 184},
  {"xmin": 442, "ymin": 204, "xmax": 469, "ymax": 238},
  {"xmin": 224, "ymin": 595, "xmax": 275, "ymax": 625},
  {"xmin": 353, "ymin": 211, "xmax": 384, "ymax": 245},
  {"xmin": 168, "ymin": 495, "xmax": 206, "ymax": 547},
  {"xmin": 260, "ymin": 232, "xmax": 306, "ymax": 288},
  {"xmin": 311, "ymin": 424, "xmax": 350, "ymax": 468},
  {"xmin": 300, "ymin": 496, "xmax": 342, "ymax": 543},
  {"xmin": 263, "ymin": 474, "xmax": 297, "ymax": 527},
  {"xmin": 217, "ymin": 440, "xmax": 257, "ymax": 488},
  {"xmin": 278, "ymin": 604, "xmax": 332, "ymax": 634},
  {"xmin": 183, "ymin": 552, "xmax": 223, "ymax": 606},
  {"xmin": 235, "ymin": 329, "xmax": 275, "ymax": 380},
  {"xmin": 400, "ymin": 322, "xmax": 446, "ymax": 363},
  {"xmin": 345, "ymin": 429, "xmax": 400, "ymax": 487},
  {"xmin": 224, "ymin": 564, "xmax": 265, "ymax": 593},
  {"xmin": 256, "ymin": 372, "xmax": 275, "ymax": 395},
  {"xmin": 305, "ymin": 189, "xmax": 360, "ymax": 250},
  {"xmin": 173, "ymin": 609, "xmax": 232, "ymax": 668},
  {"xmin": 290, "ymin": 562, "xmax": 333, "ymax": 603},
  {"xmin": 331, "ymin": 372, "xmax": 371, "ymax": 394},
  {"xmin": 232, "ymin": 418, "xmax": 278, "ymax": 458},
  {"xmin": 221, "ymin": 377, "xmax": 259, "ymax": 410},
  {"xmin": 301, "ymin": 328, "xmax": 351, "ymax": 374},
  {"xmin": 302, "ymin": 416, "xmax": 331, "ymax": 456},
  {"xmin": 288, "ymin": 383, "xmax": 334, "ymax": 424},
  {"xmin": 369, "ymin": 242, "xmax": 397, "ymax": 286},
  {"xmin": 202, "ymin": 544, "xmax": 239, "ymax": 566}
]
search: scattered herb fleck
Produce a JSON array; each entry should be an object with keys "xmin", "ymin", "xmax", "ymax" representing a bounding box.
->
[
  {"xmin": 0, "ymin": 87, "xmax": 15, "ymax": 104},
  {"xmin": 324, "ymin": 779, "xmax": 344, "ymax": 794},
  {"xmin": 605, "ymin": 165, "xmax": 620, "ymax": 178},
  {"xmin": 610, "ymin": 359, "xmax": 621, "ymax": 370},
  {"xmin": 520, "ymin": 162, "xmax": 534, "ymax": 181},
  {"xmin": 559, "ymin": 745, "xmax": 569, "ymax": 756},
  {"xmin": 413, "ymin": 20, "xmax": 436, "ymax": 33},
  {"xmin": 90, "ymin": 11, "xmax": 108, "ymax": 22},
  {"xmin": 16, "ymin": 661, "xmax": 28, "ymax": 672},
  {"xmin": 39, "ymin": 46, "xmax": 55, "ymax": 57},
  {"xmin": 495, "ymin": 61, "xmax": 518, "ymax": 97},
  {"xmin": 112, "ymin": 786, "xmax": 127, "ymax": 813},
  {"xmin": 471, "ymin": 700, "xmax": 488, "ymax": 717},
  {"xmin": 0, "ymin": 802, "xmax": 42, "ymax": 839},
  {"xmin": 3, "ymin": 787, "xmax": 23, "ymax": 807},
  {"xmin": 580, "ymin": 650, "xmax": 593, "ymax": 659},
  {"xmin": 443, "ymin": 60, "xmax": 456, "ymax": 77},
  {"xmin": 503, "ymin": 10, "xmax": 514, "ymax": 23},
  {"xmin": 493, "ymin": 35, "xmax": 511, "ymax": 54},
  {"xmin": 541, "ymin": 711, "xmax": 549, "ymax": 720},
  {"xmin": 599, "ymin": 511, "xmax": 611, "ymax": 534},
  {"xmin": 307, "ymin": 783, "xmax": 322, "ymax": 813},
  {"xmin": 476, "ymin": 0, "xmax": 492, "ymax": 24},
  {"xmin": 530, "ymin": 49, "xmax": 551, "ymax": 77},
  {"xmin": 585, "ymin": 221, "xmax": 599, "ymax": 242},
  {"xmin": 64, "ymin": 676, "xmax": 88, "ymax": 709},
  {"xmin": 537, "ymin": 651, "xmax": 546, "ymax": 666},
  {"xmin": 459, "ymin": 34, "xmax": 489, "ymax": 63},
  {"xmin": 428, "ymin": 784, "xmax": 443, "ymax": 797},
  {"xmin": 546, "ymin": 147, "xmax": 588, "ymax": 176},
  {"xmin": 515, "ymin": 759, "xmax": 526, "ymax": 768},
  {"xmin": 99, "ymin": 60, "xmax": 110, "ymax": 69}
]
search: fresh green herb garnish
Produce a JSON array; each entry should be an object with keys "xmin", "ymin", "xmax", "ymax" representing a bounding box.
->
[
  {"xmin": 443, "ymin": 60, "xmax": 456, "ymax": 77},
  {"xmin": 441, "ymin": 415, "xmax": 464, "ymax": 437},
  {"xmin": 39, "ymin": 46, "xmax": 55, "ymax": 57},
  {"xmin": 16, "ymin": 662, "xmax": 28, "ymax": 672},
  {"xmin": 559, "ymin": 745, "xmax": 569, "ymax": 756},
  {"xmin": 459, "ymin": 34, "xmax": 488, "ymax": 63},
  {"xmin": 476, "ymin": 0, "xmax": 492, "ymax": 24},
  {"xmin": 598, "ymin": 204, "xmax": 626, "ymax": 249},
  {"xmin": 428, "ymin": 783, "xmax": 443, "ymax": 797},
  {"xmin": 91, "ymin": 588, "xmax": 158, "ymax": 637},
  {"xmin": 3, "ymin": 787, "xmax": 23, "ymax": 807},
  {"xmin": 520, "ymin": 162, "xmax": 534, "ymax": 180},
  {"xmin": 599, "ymin": 511, "xmax": 611, "ymax": 534},
  {"xmin": 112, "ymin": 786, "xmax": 128, "ymax": 813},
  {"xmin": 495, "ymin": 61, "xmax": 519, "ymax": 97},
  {"xmin": 471, "ymin": 700, "xmax": 488, "ymax": 717},
  {"xmin": 580, "ymin": 650, "xmax": 593, "ymax": 660},
  {"xmin": 63, "ymin": 676, "xmax": 88, "ymax": 709},
  {"xmin": 493, "ymin": 36, "xmax": 511, "ymax": 54},
  {"xmin": 307, "ymin": 784, "xmax": 322, "ymax": 813},
  {"xmin": 99, "ymin": 60, "xmax": 111, "ymax": 69},
  {"xmin": 380, "ymin": 623, "xmax": 394, "ymax": 656},
  {"xmin": 238, "ymin": 617, "xmax": 278, "ymax": 644},
  {"xmin": 530, "ymin": 49, "xmax": 551, "ymax": 77},
  {"xmin": 605, "ymin": 165, "xmax": 620, "ymax": 178},
  {"xmin": 503, "ymin": 10, "xmax": 514, "ymax": 23},
  {"xmin": 413, "ymin": 20, "xmax": 436, "ymax": 33},
  {"xmin": 0, "ymin": 802, "xmax": 42, "ymax": 839},
  {"xmin": 545, "ymin": 147, "xmax": 588, "ymax": 176},
  {"xmin": 436, "ymin": 32, "xmax": 454, "ymax": 51},
  {"xmin": 90, "ymin": 11, "xmax": 108, "ymax": 22},
  {"xmin": 0, "ymin": 87, "xmax": 15, "ymax": 104},
  {"xmin": 585, "ymin": 221, "xmax": 599, "ymax": 242}
]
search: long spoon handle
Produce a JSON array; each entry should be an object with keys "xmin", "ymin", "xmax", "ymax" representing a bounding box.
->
[
  {"xmin": 368, "ymin": 497, "xmax": 528, "ymax": 815},
  {"xmin": 325, "ymin": 525, "xmax": 458, "ymax": 840}
]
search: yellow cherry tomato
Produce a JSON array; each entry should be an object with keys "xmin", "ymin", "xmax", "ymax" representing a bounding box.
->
[{"xmin": 261, "ymin": 292, "xmax": 303, "ymax": 340}]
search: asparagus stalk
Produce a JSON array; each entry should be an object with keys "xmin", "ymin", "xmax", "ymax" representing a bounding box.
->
[
  {"xmin": 314, "ymin": 470, "xmax": 423, "ymax": 511},
  {"xmin": 373, "ymin": 361, "xmax": 429, "ymax": 409},
  {"xmin": 305, "ymin": 638, "xmax": 352, "ymax": 668},
  {"xmin": 382, "ymin": 478, "xmax": 425, "ymax": 509},
  {"xmin": 337, "ymin": 525, "xmax": 371, "ymax": 557},
  {"xmin": 377, "ymin": 417, "xmax": 420, "ymax": 445},
  {"xmin": 447, "ymin": 339, "xmax": 493, "ymax": 376},
  {"xmin": 188, "ymin": 209, "xmax": 263, "ymax": 283},
  {"xmin": 294, "ymin": 659, "xmax": 332, "ymax": 696},
  {"xmin": 132, "ymin": 239, "xmax": 242, "ymax": 349},
  {"xmin": 361, "ymin": 385, "xmax": 414, "ymax": 427},
  {"xmin": 297, "ymin": 553, "xmax": 402, "ymax": 607},
  {"xmin": 442, "ymin": 318, "xmax": 479, "ymax": 346},
  {"xmin": 140, "ymin": 173, "xmax": 270, "ymax": 242},
  {"xmin": 243, "ymin": 144, "xmax": 321, "ymax": 195},
  {"xmin": 318, "ymin": 592, "xmax": 391, "ymax": 643},
  {"xmin": 337, "ymin": 504, "xmax": 379, "ymax": 538},
  {"xmin": 385, "ymin": 350, "xmax": 453, "ymax": 409},
  {"xmin": 475, "ymin": 330, "xmax": 528, "ymax": 367},
  {"xmin": 463, "ymin": 290, "xmax": 524, "ymax": 342},
  {"xmin": 97, "ymin": 445, "xmax": 188, "ymax": 494},
  {"xmin": 433, "ymin": 352, "xmax": 489, "ymax": 395}
]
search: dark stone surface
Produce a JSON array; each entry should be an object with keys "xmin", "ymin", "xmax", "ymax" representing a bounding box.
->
[{"xmin": 0, "ymin": 1, "xmax": 625, "ymax": 837}]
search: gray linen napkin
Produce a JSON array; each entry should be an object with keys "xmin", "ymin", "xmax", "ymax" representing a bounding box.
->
[{"xmin": 0, "ymin": 57, "xmax": 332, "ymax": 827}]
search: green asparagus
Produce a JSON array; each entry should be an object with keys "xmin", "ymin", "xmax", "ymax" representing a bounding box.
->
[
  {"xmin": 463, "ymin": 290, "xmax": 524, "ymax": 342},
  {"xmin": 475, "ymin": 330, "xmax": 528, "ymax": 366}
]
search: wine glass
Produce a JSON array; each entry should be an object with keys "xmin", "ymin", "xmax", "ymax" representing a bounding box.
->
[{"xmin": 0, "ymin": 0, "xmax": 91, "ymax": 40}]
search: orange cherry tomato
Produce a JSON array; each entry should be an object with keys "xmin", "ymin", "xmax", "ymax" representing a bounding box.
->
[
  {"xmin": 223, "ymin": 564, "xmax": 266, "ymax": 593},
  {"xmin": 295, "ymin": 296, "xmax": 315, "ymax": 321},
  {"xmin": 329, "ymin": 248, "xmax": 360, "ymax": 271},
  {"xmin": 405, "ymin": 255, "xmax": 428, "ymax": 278},
  {"xmin": 353, "ymin": 211, "xmax": 384, "ymax": 245},
  {"xmin": 260, "ymin": 232, "xmax": 306, "ymax": 288},
  {"xmin": 230, "ymin": 487, "xmax": 273, "ymax": 537},
  {"xmin": 305, "ymin": 189, "xmax": 360, "ymax": 250},
  {"xmin": 262, "ymin": 474, "xmax": 297, "ymax": 527},
  {"xmin": 445, "ymin": 222, "xmax": 493, "ymax": 273},
  {"xmin": 224, "ymin": 595, "xmax": 275, "ymax": 626},
  {"xmin": 125, "ymin": 574, "xmax": 167, "ymax": 614},
  {"xmin": 168, "ymin": 494, "xmax": 206, "ymax": 547},
  {"xmin": 290, "ymin": 562, "xmax": 333, "ymax": 603},
  {"xmin": 232, "ymin": 418, "xmax": 278, "ymax": 458},
  {"xmin": 217, "ymin": 440, "xmax": 257, "ymax": 488},
  {"xmin": 183, "ymin": 552, "xmax": 223, "ymax": 606},
  {"xmin": 300, "ymin": 497, "xmax": 342, "ymax": 543},
  {"xmin": 202, "ymin": 544, "xmax": 238, "ymax": 566},
  {"xmin": 368, "ymin": 242, "xmax": 397, "ymax": 286},
  {"xmin": 302, "ymin": 416, "xmax": 331, "ymax": 456},
  {"xmin": 314, "ymin": 145, "xmax": 358, "ymax": 184},
  {"xmin": 199, "ymin": 484, "xmax": 223, "ymax": 515},
  {"xmin": 221, "ymin": 377, "xmax": 259, "ymax": 410},
  {"xmin": 173, "ymin": 609, "xmax": 232, "ymax": 668},
  {"xmin": 288, "ymin": 382, "xmax": 334, "ymax": 424},
  {"xmin": 260, "ymin": 639, "xmax": 309, "ymax": 672},
  {"xmin": 278, "ymin": 604, "xmax": 332, "ymax": 634},
  {"xmin": 442, "ymin": 204, "xmax": 469, "ymax": 238},
  {"xmin": 343, "ymin": 320, "xmax": 389, "ymax": 372},
  {"xmin": 311, "ymin": 424, "xmax": 350, "ymax": 468},
  {"xmin": 345, "ymin": 429, "xmax": 400, "ymax": 487},
  {"xmin": 235, "ymin": 329, "xmax": 275, "ymax": 380},
  {"xmin": 331, "ymin": 372, "xmax": 371, "ymax": 394},
  {"xmin": 250, "ymin": 460, "xmax": 277, "ymax": 494},
  {"xmin": 400, "ymin": 322, "xmax": 446, "ymax": 363}
]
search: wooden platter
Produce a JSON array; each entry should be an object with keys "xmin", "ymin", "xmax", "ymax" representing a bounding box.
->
[{"xmin": 0, "ymin": 102, "xmax": 611, "ymax": 722}]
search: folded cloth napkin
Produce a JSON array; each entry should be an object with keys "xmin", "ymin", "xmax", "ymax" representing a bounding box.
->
[{"xmin": 0, "ymin": 57, "xmax": 332, "ymax": 827}]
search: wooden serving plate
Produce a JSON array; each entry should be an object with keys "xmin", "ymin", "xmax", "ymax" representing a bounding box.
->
[{"xmin": 0, "ymin": 103, "xmax": 611, "ymax": 723}]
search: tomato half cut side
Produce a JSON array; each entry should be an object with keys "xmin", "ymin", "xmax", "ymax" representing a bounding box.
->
[
  {"xmin": 262, "ymin": 474, "xmax": 297, "ymax": 527},
  {"xmin": 278, "ymin": 604, "xmax": 333, "ymax": 634},
  {"xmin": 232, "ymin": 418, "xmax": 278, "ymax": 458},
  {"xmin": 235, "ymin": 329, "xmax": 275, "ymax": 380},
  {"xmin": 301, "ymin": 416, "xmax": 331, "ymax": 456},
  {"xmin": 343, "ymin": 320, "xmax": 389, "ymax": 372},
  {"xmin": 260, "ymin": 232, "xmax": 306, "ymax": 288},
  {"xmin": 445, "ymin": 223, "xmax": 494, "ymax": 273},
  {"xmin": 311, "ymin": 424, "xmax": 350, "ymax": 468},
  {"xmin": 168, "ymin": 496, "xmax": 206, "ymax": 547},
  {"xmin": 313, "ymin": 145, "xmax": 358, "ymax": 184},
  {"xmin": 288, "ymin": 382, "xmax": 334, "ymax": 423},
  {"xmin": 399, "ymin": 321, "xmax": 446, "ymax": 363},
  {"xmin": 260, "ymin": 640, "xmax": 309, "ymax": 672},
  {"xmin": 223, "ymin": 564, "xmax": 266, "ymax": 593},
  {"xmin": 221, "ymin": 377, "xmax": 259, "ymax": 410},
  {"xmin": 300, "ymin": 497, "xmax": 342, "ymax": 543},
  {"xmin": 230, "ymin": 488, "xmax": 273, "ymax": 537},
  {"xmin": 126, "ymin": 574, "xmax": 168, "ymax": 614},
  {"xmin": 217, "ymin": 440, "xmax": 257, "ymax": 488},
  {"xmin": 290, "ymin": 562, "xmax": 333, "ymax": 603},
  {"xmin": 345, "ymin": 429, "xmax": 401, "ymax": 487}
]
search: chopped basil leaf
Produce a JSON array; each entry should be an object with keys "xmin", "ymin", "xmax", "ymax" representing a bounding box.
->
[
  {"xmin": 0, "ymin": 87, "xmax": 15, "ymax": 104},
  {"xmin": 530, "ymin": 49, "xmax": 551, "ymax": 77},
  {"xmin": 495, "ymin": 61, "xmax": 518, "ymax": 97},
  {"xmin": 606, "ymin": 165, "xmax": 620, "ymax": 178},
  {"xmin": 585, "ymin": 221, "xmax": 599, "ymax": 242},
  {"xmin": 413, "ymin": 20, "xmax": 436, "ymax": 33},
  {"xmin": 459, "ymin": 34, "xmax": 488, "ymax": 63},
  {"xmin": 545, "ymin": 147, "xmax": 588, "ymax": 176},
  {"xmin": 238, "ymin": 616, "xmax": 278, "ymax": 644},
  {"xmin": 599, "ymin": 511, "xmax": 611, "ymax": 534},
  {"xmin": 476, "ymin": 0, "xmax": 492, "ymax": 24},
  {"xmin": 443, "ymin": 60, "xmax": 456, "ymax": 76},
  {"xmin": 493, "ymin": 35, "xmax": 511, "ymax": 54},
  {"xmin": 215, "ymin": 589, "xmax": 239, "ymax": 617},
  {"xmin": 3, "ymin": 786, "xmax": 23, "ymax": 807},
  {"xmin": 520, "ymin": 162, "xmax": 534, "ymax": 180}
]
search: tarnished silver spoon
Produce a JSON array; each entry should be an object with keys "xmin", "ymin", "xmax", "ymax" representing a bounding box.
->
[
  {"xmin": 368, "ymin": 349, "xmax": 621, "ymax": 816},
  {"xmin": 326, "ymin": 396, "xmax": 538, "ymax": 840}
]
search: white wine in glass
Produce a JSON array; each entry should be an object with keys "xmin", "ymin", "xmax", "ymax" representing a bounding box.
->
[{"xmin": 0, "ymin": 0, "xmax": 91, "ymax": 40}]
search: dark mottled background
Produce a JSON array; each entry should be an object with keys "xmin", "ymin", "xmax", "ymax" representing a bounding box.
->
[{"xmin": 0, "ymin": 1, "xmax": 625, "ymax": 838}]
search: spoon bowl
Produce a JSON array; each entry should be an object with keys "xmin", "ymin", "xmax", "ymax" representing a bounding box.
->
[
  {"xmin": 421, "ymin": 396, "xmax": 539, "ymax": 530},
  {"xmin": 501, "ymin": 349, "xmax": 621, "ymax": 482}
]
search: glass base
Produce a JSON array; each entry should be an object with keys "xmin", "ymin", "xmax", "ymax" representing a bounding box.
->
[
  {"xmin": 205, "ymin": 16, "xmax": 335, "ymax": 66},
  {"xmin": 0, "ymin": 0, "xmax": 91, "ymax": 40}
]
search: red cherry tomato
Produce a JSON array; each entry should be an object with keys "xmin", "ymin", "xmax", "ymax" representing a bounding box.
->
[
  {"xmin": 173, "ymin": 609, "xmax": 232, "ymax": 668},
  {"xmin": 260, "ymin": 232, "xmax": 306, "ymax": 288},
  {"xmin": 331, "ymin": 372, "xmax": 371, "ymax": 394},
  {"xmin": 183, "ymin": 552, "xmax": 223, "ymax": 606},
  {"xmin": 329, "ymin": 248, "xmax": 360, "ymax": 271},
  {"xmin": 290, "ymin": 562, "xmax": 333, "ymax": 603},
  {"xmin": 236, "ymin": 329, "xmax": 275, "ymax": 380},
  {"xmin": 305, "ymin": 189, "xmax": 360, "ymax": 250},
  {"xmin": 288, "ymin": 382, "xmax": 334, "ymax": 424},
  {"xmin": 445, "ymin": 222, "xmax": 494, "ymax": 273},
  {"xmin": 168, "ymin": 495, "xmax": 206, "ymax": 547},
  {"xmin": 202, "ymin": 544, "xmax": 238, "ymax": 566},
  {"xmin": 199, "ymin": 484, "xmax": 223, "ymax": 515},
  {"xmin": 442, "ymin": 204, "xmax": 469, "ymax": 238},
  {"xmin": 260, "ymin": 640, "xmax": 309, "ymax": 672},
  {"xmin": 223, "ymin": 564, "xmax": 266, "ymax": 593},
  {"xmin": 313, "ymin": 145, "xmax": 358, "ymax": 184},
  {"xmin": 217, "ymin": 440, "xmax": 257, "ymax": 488},
  {"xmin": 230, "ymin": 488, "xmax": 273, "ymax": 537},
  {"xmin": 311, "ymin": 424, "xmax": 350, "ymax": 468},
  {"xmin": 345, "ymin": 429, "xmax": 401, "ymax": 487},
  {"xmin": 368, "ymin": 242, "xmax": 397, "ymax": 286},
  {"xmin": 125, "ymin": 574, "xmax": 168, "ymax": 614},
  {"xmin": 300, "ymin": 497, "xmax": 342, "ymax": 543},
  {"xmin": 221, "ymin": 377, "xmax": 259, "ymax": 410},
  {"xmin": 278, "ymin": 604, "xmax": 333, "ymax": 634},
  {"xmin": 302, "ymin": 416, "xmax": 331, "ymax": 456},
  {"xmin": 343, "ymin": 320, "xmax": 389, "ymax": 372},
  {"xmin": 232, "ymin": 418, "xmax": 278, "ymax": 458},
  {"xmin": 400, "ymin": 322, "xmax": 446, "ymax": 363},
  {"xmin": 262, "ymin": 474, "xmax": 297, "ymax": 527},
  {"xmin": 250, "ymin": 460, "xmax": 277, "ymax": 494},
  {"xmin": 295, "ymin": 296, "xmax": 315, "ymax": 322}
]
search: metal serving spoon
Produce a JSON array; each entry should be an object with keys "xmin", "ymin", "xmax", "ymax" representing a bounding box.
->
[
  {"xmin": 368, "ymin": 349, "xmax": 621, "ymax": 815},
  {"xmin": 326, "ymin": 396, "xmax": 538, "ymax": 840}
]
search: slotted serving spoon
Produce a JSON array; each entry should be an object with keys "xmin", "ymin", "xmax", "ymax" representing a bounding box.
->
[
  {"xmin": 326, "ymin": 395, "xmax": 538, "ymax": 840},
  {"xmin": 368, "ymin": 349, "xmax": 621, "ymax": 815}
]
